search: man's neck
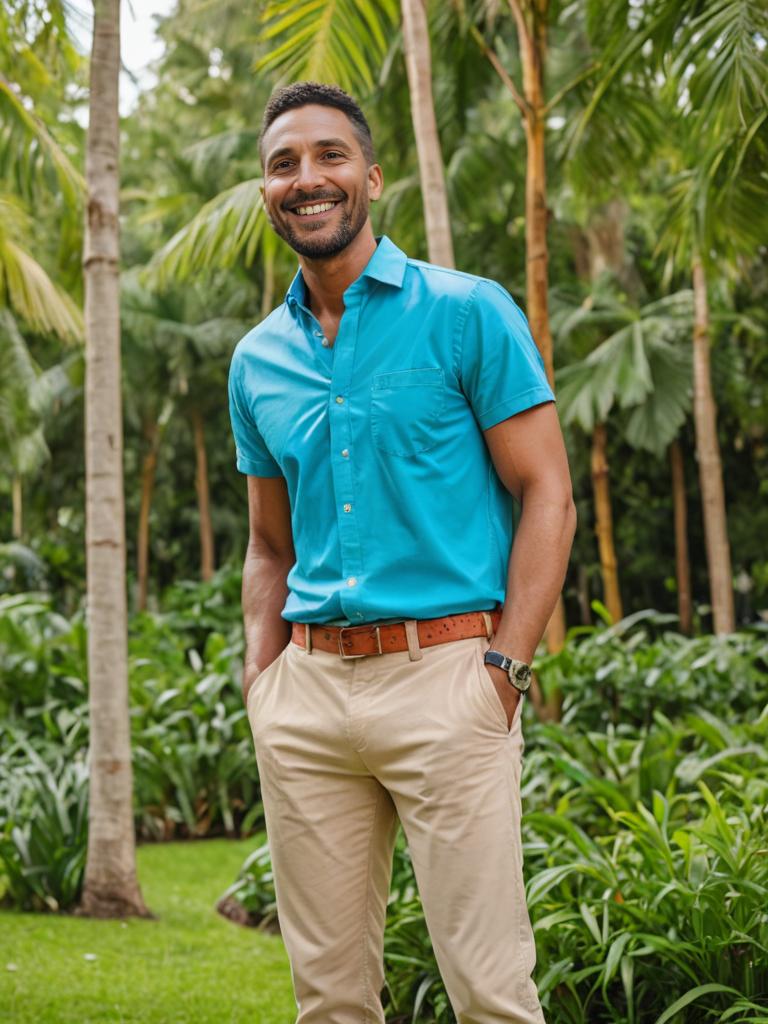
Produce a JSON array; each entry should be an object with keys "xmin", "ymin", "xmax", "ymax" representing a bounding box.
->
[{"xmin": 299, "ymin": 225, "xmax": 377, "ymax": 321}]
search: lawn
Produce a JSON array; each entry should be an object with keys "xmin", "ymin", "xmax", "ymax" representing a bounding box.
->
[{"xmin": 0, "ymin": 837, "xmax": 296, "ymax": 1023}]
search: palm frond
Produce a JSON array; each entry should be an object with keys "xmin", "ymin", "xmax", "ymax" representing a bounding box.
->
[
  {"xmin": 0, "ymin": 72, "xmax": 84, "ymax": 206},
  {"xmin": 0, "ymin": 200, "xmax": 83, "ymax": 341},
  {"xmin": 145, "ymin": 178, "xmax": 267, "ymax": 287},
  {"xmin": 256, "ymin": 0, "xmax": 399, "ymax": 95},
  {"xmin": 676, "ymin": 0, "xmax": 768, "ymax": 129},
  {"xmin": 555, "ymin": 290, "xmax": 694, "ymax": 450}
]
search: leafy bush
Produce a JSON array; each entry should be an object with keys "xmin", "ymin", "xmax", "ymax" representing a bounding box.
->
[
  {"xmin": 0, "ymin": 574, "xmax": 262, "ymax": 910},
  {"xmin": 523, "ymin": 710, "xmax": 768, "ymax": 1023},
  {"xmin": 0, "ymin": 732, "xmax": 88, "ymax": 911},
  {"xmin": 535, "ymin": 609, "xmax": 768, "ymax": 730},
  {"xmin": 215, "ymin": 840, "xmax": 278, "ymax": 931}
]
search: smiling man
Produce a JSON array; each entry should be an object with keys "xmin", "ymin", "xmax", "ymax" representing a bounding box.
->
[{"xmin": 228, "ymin": 82, "xmax": 576, "ymax": 1024}]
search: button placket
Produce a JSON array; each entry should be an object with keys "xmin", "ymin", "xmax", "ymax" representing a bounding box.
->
[{"xmin": 327, "ymin": 291, "xmax": 365, "ymax": 620}]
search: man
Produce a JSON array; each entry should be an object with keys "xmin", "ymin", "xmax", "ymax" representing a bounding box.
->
[{"xmin": 228, "ymin": 81, "xmax": 576, "ymax": 1024}]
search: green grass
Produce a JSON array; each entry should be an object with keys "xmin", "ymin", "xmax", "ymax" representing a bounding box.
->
[{"xmin": 0, "ymin": 838, "xmax": 296, "ymax": 1023}]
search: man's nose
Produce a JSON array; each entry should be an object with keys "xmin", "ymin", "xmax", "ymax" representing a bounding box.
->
[{"xmin": 292, "ymin": 156, "xmax": 325, "ymax": 193}]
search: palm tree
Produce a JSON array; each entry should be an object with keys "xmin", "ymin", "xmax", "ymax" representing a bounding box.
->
[
  {"xmin": 122, "ymin": 270, "xmax": 252, "ymax": 597},
  {"xmin": 400, "ymin": 0, "xmax": 454, "ymax": 267},
  {"xmin": 79, "ymin": 0, "xmax": 148, "ymax": 919},
  {"xmin": 555, "ymin": 290, "xmax": 693, "ymax": 623},
  {"xmin": 573, "ymin": 0, "xmax": 768, "ymax": 633}
]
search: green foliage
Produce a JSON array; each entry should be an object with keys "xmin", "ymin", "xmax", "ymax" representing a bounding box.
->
[
  {"xmin": 216, "ymin": 839, "xmax": 278, "ymax": 930},
  {"xmin": 0, "ymin": 733, "xmax": 87, "ymax": 911},
  {"xmin": 523, "ymin": 715, "xmax": 768, "ymax": 1023},
  {"xmin": 533, "ymin": 610, "xmax": 768, "ymax": 730},
  {"xmin": 0, "ymin": 576, "xmax": 260, "ymax": 910},
  {"xmin": 256, "ymin": 0, "xmax": 400, "ymax": 94}
]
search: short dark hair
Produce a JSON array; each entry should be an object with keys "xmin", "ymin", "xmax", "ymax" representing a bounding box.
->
[{"xmin": 260, "ymin": 82, "xmax": 375, "ymax": 165}]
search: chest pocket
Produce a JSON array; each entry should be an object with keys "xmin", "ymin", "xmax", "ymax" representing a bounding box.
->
[{"xmin": 370, "ymin": 367, "xmax": 446, "ymax": 457}]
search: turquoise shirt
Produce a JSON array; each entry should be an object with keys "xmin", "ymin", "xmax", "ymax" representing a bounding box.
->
[{"xmin": 228, "ymin": 236, "xmax": 554, "ymax": 625}]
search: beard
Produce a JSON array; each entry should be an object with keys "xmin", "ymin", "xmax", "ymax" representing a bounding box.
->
[{"xmin": 269, "ymin": 190, "xmax": 369, "ymax": 259}]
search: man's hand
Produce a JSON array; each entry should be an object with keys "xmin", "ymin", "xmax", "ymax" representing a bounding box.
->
[{"xmin": 484, "ymin": 661, "xmax": 521, "ymax": 730}]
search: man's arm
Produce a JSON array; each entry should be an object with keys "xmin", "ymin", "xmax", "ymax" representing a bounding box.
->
[
  {"xmin": 241, "ymin": 475, "xmax": 295, "ymax": 704},
  {"xmin": 483, "ymin": 402, "xmax": 577, "ymax": 710}
]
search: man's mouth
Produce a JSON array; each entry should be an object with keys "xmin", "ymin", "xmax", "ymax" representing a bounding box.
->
[{"xmin": 289, "ymin": 199, "xmax": 342, "ymax": 217}]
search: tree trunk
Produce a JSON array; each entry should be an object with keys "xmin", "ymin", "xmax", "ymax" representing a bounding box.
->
[
  {"xmin": 11, "ymin": 474, "xmax": 22, "ymax": 539},
  {"xmin": 79, "ymin": 0, "xmax": 148, "ymax": 919},
  {"xmin": 515, "ymin": 0, "xmax": 554, "ymax": 388},
  {"xmin": 191, "ymin": 406, "xmax": 215, "ymax": 581},
  {"xmin": 577, "ymin": 563, "xmax": 591, "ymax": 625},
  {"xmin": 591, "ymin": 423, "xmax": 623, "ymax": 622},
  {"xmin": 692, "ymin": 257, "xmax": 734, "ymax": 634},
  {"xmin": 401, "ymin": 0, "xmax": 454, "ymax": 268},
  {"xmin": 511, "ymin": 1, "xmax": 566, "ymax": 655},
  {"xmin": 669, "ymin": 439, "xmax": 692, "ymax": 635},
  {"xmin": 136, "ymin": 418, "xmax": 160, "ymax": 613}
]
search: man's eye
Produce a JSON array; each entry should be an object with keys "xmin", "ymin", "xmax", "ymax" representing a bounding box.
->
[
  {"xmin": 323, "ymin": 151, "xmax": 343, "ymax": 159},
  {"xmin": 272, "ymin": 160, "xmax": 292, "ymax": 171}
]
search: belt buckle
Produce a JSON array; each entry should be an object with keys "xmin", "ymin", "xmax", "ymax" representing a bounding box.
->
[{"xmin": 338, "ymin": 625, "xmax": 383, "ymax": 659}]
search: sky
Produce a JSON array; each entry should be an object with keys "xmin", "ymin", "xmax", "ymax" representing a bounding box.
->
[{"xmin": 67, "ymin": 0, "xmax": 177, "ymax": 113}]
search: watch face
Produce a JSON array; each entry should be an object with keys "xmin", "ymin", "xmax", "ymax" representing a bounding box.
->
[{"xmin": 511, "ymin": 663, "xmax": 532, "ymax": 691}]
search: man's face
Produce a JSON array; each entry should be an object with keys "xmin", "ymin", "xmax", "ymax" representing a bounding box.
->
[{"xmin": 260, "ymin": 104, "xmax": 382, "ymax": 260}]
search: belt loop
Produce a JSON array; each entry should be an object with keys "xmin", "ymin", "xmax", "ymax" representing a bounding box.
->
[
  {"xmin": 482, "ymin": 612, "xmax": 493, "ymax": 639},
  {"xmin": 304, "ymin": 623, "xmax": 313, "ymax": 654},
  {"xmin": 404, "ymin": 620, "xmax": 423, "ymax": 662}
]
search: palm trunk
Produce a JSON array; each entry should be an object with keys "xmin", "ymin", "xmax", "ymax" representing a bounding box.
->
[
  {"xmin": 192, "ymin": 406, "xmax": 214, "ymax": 581},
  {"xmin": 136, "ymin": 418, "xmax": 160, "ymax": 613},
  {"xmin": 510, "ymin": 1, "xmax": 566, "ymax": 655},
  {"xmin": 591, "ymin": 423, "xmax": 623, "ymax": 622},
  {"xmin": 669, "ymin": 439, "xmax": 692, "ymax": 635},
  {"xmin": 692, "ymin": 257, "xmax": 734, "ymax": 634},
  {"xmin": 79, "ymin": 0, "xmax": 147, "ymax": 918},
  {"xmin": 11, "ymin": 474, "xmax": 22, "ymax": 539},
  {"xmin": 401, "ymin": 0, "xmax": 454, "ymax": 267}
]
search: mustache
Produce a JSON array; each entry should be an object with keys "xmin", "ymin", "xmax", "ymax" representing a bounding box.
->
[{"xmin": 283, "ymin": 191, "xmax": 346, "ymax": 211}]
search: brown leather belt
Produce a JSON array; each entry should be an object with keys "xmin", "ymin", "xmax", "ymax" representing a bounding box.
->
[{"xmin": 291, "ymin": 608, "xmax": 502, "ymax": 659}]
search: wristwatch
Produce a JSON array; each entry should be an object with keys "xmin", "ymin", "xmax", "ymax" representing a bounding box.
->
[{"xmin": 483, "ymin": 650, "xmax": 532, "ymax": 694}]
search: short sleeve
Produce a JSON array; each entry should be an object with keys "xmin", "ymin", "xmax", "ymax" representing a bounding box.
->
[
  {"xmin": 227, "ymin": 351, "xmax": 282, "ymax": 477},
  {"xmin": 459, "ymin": 280, "xmax": 554, "ymax": 430}
]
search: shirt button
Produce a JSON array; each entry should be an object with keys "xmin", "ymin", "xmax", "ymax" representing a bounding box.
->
[
  {"xmin": 347, "ymin": 577, "xmax": 357, "ymax": 587},
  {"xmin": 343, "ymin": 503, "xmax": 352, "ymax": 512},
  {"xmin": 335, "ymin": 396, "xmax": 344, "ymax": 404},
  {"xmin": 341, "ymin": 448, "xmax": 349, "ymax": 457},
  {"xmin": 321, "ymin": 338, "xmax": 330, "ymax": 347}
]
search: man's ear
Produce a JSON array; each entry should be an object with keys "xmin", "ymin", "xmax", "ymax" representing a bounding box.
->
[{"xmin": 368, "ymin": 163, "xmax": 384, "ymax": 201}]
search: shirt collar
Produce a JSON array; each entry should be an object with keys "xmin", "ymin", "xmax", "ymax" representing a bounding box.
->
[{"xmin": 285, "ymin": 235, "xmax": 407, "ymax": 313}]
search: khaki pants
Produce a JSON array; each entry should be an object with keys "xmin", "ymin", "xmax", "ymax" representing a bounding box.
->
[{"xmin": 246, "ymin": 633, "xmax": 545, "ymax": 1024}]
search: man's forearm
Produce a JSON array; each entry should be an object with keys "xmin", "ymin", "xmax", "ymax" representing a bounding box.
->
[
  {"xmin": 241, "ymin": 542, "xmax": 293, "ymax": 699},
  {"xmin": 493, "ymin": 489, "xmax": 577, "ymax": 663}
]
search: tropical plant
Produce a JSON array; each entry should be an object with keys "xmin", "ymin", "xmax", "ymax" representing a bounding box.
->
[
  {"xmin": 0, "ymin": 733, "xmax": 88, "ymax": 912},
  {"xmin": 554, "ymin": 289, "xmax": 694, "ymax": 622}
]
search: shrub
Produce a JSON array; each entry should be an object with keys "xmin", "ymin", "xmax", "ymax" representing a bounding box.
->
[
  {"xmin": 534, "ymin": 610, "xmax": 768, "ymax": 730},
  {"xmin": 0, "ymin": 732, "xmax": 88, "ymax": 911}
]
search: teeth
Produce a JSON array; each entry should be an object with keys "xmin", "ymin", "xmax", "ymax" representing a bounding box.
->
[{"xmin": 295, "ymin": 201, "xmax": 337, "ymax": 216}]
